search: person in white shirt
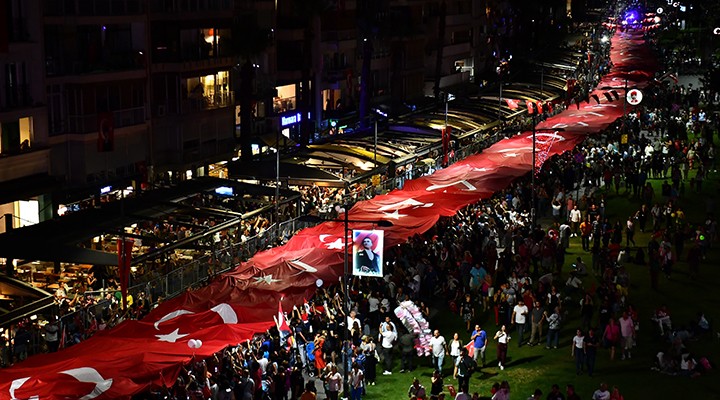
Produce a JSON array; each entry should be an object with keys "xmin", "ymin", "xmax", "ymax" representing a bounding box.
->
[
  {"xmin": 379, "ymin": 322, "xmax": 397, "ymax": 375},
  {"xmin": 571, "ymin": 329, "xmax": 586, "ymax": 375},
  {"xmin": 324, "ymin": 364, "xmax": 342, "ymax": 400},
  {"xmin": 570, "ymin": 206, "xmax": 582, "ymax": 237},
  {"xmin": 348, "ymin": 310, "xmax": 361, "ymax": 332},
  {"xmin": 511, "ymin": 300, "xmax": 529, "ymax": 347},
  {"xmin": 429, "ymin": 329, "xmax": 448, "ymax": 374},
  {"xmin": 449, "ymin": 332, "xmax": 463, "ymax": 366},
  {"xmin": 493, "ymin": 325, "xmax": 511, "ymax": 370},
  {"xmin": 349, "ymin": 362, "xmax": 365, "ymax": 399},
  {"xmin": 379, "ymin": 315, "xmax": 397, "ymax": 334},
  {"xmin": 454, "ymin": 389, "xmax": 470, "ymax": 400},
  {"xmin": 591, "ymin": 383, "xmax": 610, "ymax": 400}
]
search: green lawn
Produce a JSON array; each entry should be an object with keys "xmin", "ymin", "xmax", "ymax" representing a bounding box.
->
[{"xmin": 362, "ymin": 171, "xmax": 720, "ymax": 399}]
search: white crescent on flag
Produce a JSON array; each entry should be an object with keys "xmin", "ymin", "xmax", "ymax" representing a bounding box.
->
[
  {"xmin": 210, "ymin": 303, "xmax": 239, "ymax": 324},
  {"xmin": 59, "ymin": 367, "xmax": 113, "ymax": 400},
  {"xmin": 154, "ymin": 309, "xmax": 195, "ymax": 330}
]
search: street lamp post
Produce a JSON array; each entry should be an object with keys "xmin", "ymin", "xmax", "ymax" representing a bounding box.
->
[
  {"xmin": 298, "ymin": 212, "xmax": 392, "ymax": 398},
  {"xmin": 374, "ymin": 118, "xmax": 377, "ymax": 168},
  {"xmin": 370, "ymin": 108, "xmax": 388, "ymax": 169},
  {"xmin": 532, "ymin": 114, "xmax": 537, "ymax": 226},
  {"xmin": 275, "ymin": 128, "xmax": 281, "ymax": 235},
  {"xmin": 530, "ymin": 123, "xmax": 565, "ymax": 226},
  {"xmin": 601, "ymin": 77, "xmax": 629, "ymax": 137}
]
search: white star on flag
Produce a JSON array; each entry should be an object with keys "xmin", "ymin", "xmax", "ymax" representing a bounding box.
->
[
  {"xmin": 155, "ymin": 328, "xmax": 188, "ymax": 343},
  {"xmin": 377, "ymin": 198, "xmax": 424, "ymax": 212},
  {"xmin": 382, "ymin": 210, "xmax": 407, "ymax": 220},
  {"xmin": 324, "ymin": 238, "xmax": 344, "ymax": 249},
  {"xmin": 253, "ymin": 274, "xmax": 281, "ymax": 285}
]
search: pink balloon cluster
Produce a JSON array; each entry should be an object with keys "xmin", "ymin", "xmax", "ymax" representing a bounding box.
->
[{"xmin": 394, "ymin": 300, "xmax": 432, "ymax": 356}]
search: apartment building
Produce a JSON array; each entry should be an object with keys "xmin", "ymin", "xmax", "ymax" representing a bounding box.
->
[
  {"xmin": 0, "ymin": 0, "xmax": 52, "ymax": 232},
  {"xmin": 0, "ymin": 0, "xmax": 247, "ymax": 232},
  {"xmin": 0, "ymin": 0, "xmax": 506, "ymax": 233}
]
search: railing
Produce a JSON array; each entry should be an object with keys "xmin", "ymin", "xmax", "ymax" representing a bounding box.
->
[
  {"xmin": 47, "ymin": 217, "xmax": 318, "ymax": 339},
  {"xmin": 66, "ymin": 107, "xmax": 146, "ymax": 134},
  {"xmin": 1, "ymin": 84, "xmax": 33, "ymax": 110},
  {"xmin": 149, "ymin": 0, "xmax": 232, "ymax": 14},
  {"xmin": 43, "ymin": 0, "xmax": 146, "ymax": 16},
  {"xmin": 181, "ymin": 92, "xmax": 234, "ymax": 113}
]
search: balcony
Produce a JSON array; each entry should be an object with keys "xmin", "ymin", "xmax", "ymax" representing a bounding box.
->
[
  {"xmin": 45, "ymin": 52, "xmax": 146, "ymax": 80},
  {"xmin": 149, "ymin": 0, "xmax": 232, "ymax": 14},
  {"xmin": 155, "ymin": 92, "xmax": 234, "ymax": 117},
  {"xmin": 43, "ymin": 0, "xmax": 145, "ymax": 16},
  {"xmin": 446, "ymin": 14, "xmax": 473, "ymax": 27},
  {"xmin": 322, "ymin": 65, "xmax": 350, "ymax": 84},
  {"xmin": 181, "ymin": 92, "xmax": 234, "ymax": 113},
  {"xmin": 443, "ymin": 42, "xmax": 472, "ymax": 58},
  {"xmin": 66, "ymin": 107, "xmax": 146, "ymax": 134},
  {"xmin": 1, "ymin": 85, "xmax": 34, "ymax": 111},
  {"xmin": 152, "ymin": 57, "xmax": 235, "ymax": 74},
  {"xmin": 0, "ymin": 148, "xmax": 51, "ymax": 183}
]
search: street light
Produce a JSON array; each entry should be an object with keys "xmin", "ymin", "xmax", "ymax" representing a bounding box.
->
[
  {"xmin": 371, "ymin": 108, "xmax": 388, "ymax": 169},
  {"xmin": 298, "ymin": 210, "xmax": 392, "ymax": 398},
  {"xmin": 496, "ymin": 58, "xmax": 510, "ymax": 119},
  {"xmin": 601, "ymin": 78, "xmax": 630, "ymax": 139},
  {"xmin": 528, "ymin": 110, "xmax": 564, "ymax": 226}
]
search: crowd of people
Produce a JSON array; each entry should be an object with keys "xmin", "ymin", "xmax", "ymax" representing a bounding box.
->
[{"xmin": 100, "ymin": 84, "xmax": 716, "ymax": 398}]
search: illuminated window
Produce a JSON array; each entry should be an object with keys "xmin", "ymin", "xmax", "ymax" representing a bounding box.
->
[
  {"xmin": 185, "ymin": 71, "xmax": 230, "ymax": 109},
  {"xmin": 0, "ymin": 116, "xmax": 32, "ymax": 153},
  {"xmin": 273, "ymin": 84, "xmax": 296, "ymax": 114}
]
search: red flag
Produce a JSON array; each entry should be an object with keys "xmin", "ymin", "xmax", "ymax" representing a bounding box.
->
[
  {"xmin": 546, "ymin": 101, "xmax": 554, "ymax": 114},
  {"xmin": 442, "ymin": 126, "xmax": 452, "ymax": 166},
  {"xmin": 505, "ymin": 98, "xmax": 520, "ymax": 110},
  {"xmin": 97, "ymin": 111, "xmax": 114, "ymax": 152},
  {"xmin": 276, "ymin": 299, "xmax": 291, "ymax": 334},
  {"xmin": 465, "ymin": 341, "xmax": 475, "ymax": 358},
  {"xmin": 526, "ymin": 100, "xmax": 535, "ymax": 114},
  {"xmin": 58, "ymin": 325, "xmax": 66, "ymax": 350},
  {"xmin": 536, "ymin": 101, "xmax": 543, "ymax": 114}
]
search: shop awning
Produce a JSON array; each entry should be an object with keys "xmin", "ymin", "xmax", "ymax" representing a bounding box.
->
[
  {"xmin": 227, "ymin": 160, "xmax": 346, "ymax": 187},
  {"xmin": 0, "ymin": 174, "xmax": 60, "ymax": 205}
]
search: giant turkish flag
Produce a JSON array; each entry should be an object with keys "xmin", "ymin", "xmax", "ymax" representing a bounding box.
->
[{"xmin": 0, "ymin": 27, "xmax": 657, "ymax": 400}]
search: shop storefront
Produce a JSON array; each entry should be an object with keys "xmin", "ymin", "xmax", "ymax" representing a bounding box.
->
[{"xmin": 279, "ymin": 110, "xmax": 303, "ymax": 144}]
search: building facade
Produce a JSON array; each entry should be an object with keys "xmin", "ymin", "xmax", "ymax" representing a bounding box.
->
[{"xmin": 0, "ymin": 0, "xmax": 521, "ymax": 232}]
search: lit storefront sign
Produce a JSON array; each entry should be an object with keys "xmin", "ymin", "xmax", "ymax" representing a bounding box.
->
[{"xmin": 280, "ymin": 112, "xmax": 302, "ymax": 127}]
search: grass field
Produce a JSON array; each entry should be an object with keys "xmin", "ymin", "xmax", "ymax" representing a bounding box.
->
[{"xmin": 360, "ymin": 170, "xmax": 720, "ymax": 400}]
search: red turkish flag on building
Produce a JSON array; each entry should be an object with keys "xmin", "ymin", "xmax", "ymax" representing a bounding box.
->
[
  {"xmin": 505, "ymin": 98, "xmax": 520, "ymax": 110},
  {"xmin": 442, "ymin": 126, "xmax": 452, "ymax": 166},
  {"xmin": 97, "ymin": 112, "xmax": 114, "ymax": 152},
  {"xmin": 526, "ymin": 100, "xmax": 536, "ymax": 114}
]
